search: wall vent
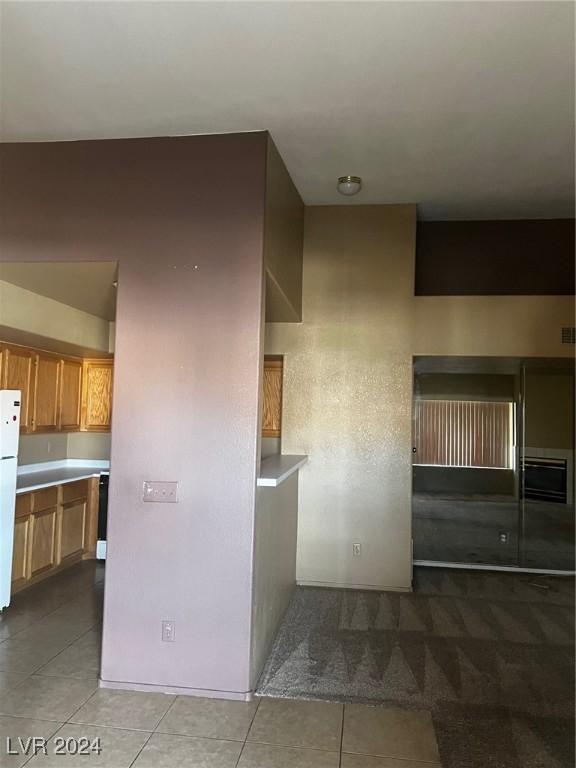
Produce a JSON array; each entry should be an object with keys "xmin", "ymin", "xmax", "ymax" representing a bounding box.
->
[{"xmin": 561, "ymin": 327, "xmax": 575, "ymax": 344}]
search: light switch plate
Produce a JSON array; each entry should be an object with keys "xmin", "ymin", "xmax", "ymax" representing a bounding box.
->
[{"xmin": 143, "ymin": 481, "xmax": 179, "ymax": 503}]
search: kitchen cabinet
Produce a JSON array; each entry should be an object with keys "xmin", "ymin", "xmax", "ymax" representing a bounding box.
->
[
  {"xmin": 81, "ymin": 360, "xmax": 113, "ymax": 431},
  {"xmin": 59, "ymin": 480, "xmax": 88, "ymax": 563},
  {"xmin": 59, "ymin": 358, "xmax": 83, "ymax": 431},
  {"xmin": 12, "ymin": 494, "xmax": 32, "ymax": 591},
  {"xmin": 11, "ymin": 478, "xmax": 98, "ymax": 595},
  {"xmin": 262, "ymin": 357, "xmax": 283, "ymax": 438},
  {"xmin": 32, "ymin": 354, "xmax": 60, "ymax": 432},
  {"xmin": 0, "ymin": 345, "xmax": 35, "ymax": 432},
  {"xmin": 29, "ymin": 508, "xmax": 58, "ymax": 578},
  {"xmin": 0, "ymin": 342, "xmax": 113, "ymax": 434}
]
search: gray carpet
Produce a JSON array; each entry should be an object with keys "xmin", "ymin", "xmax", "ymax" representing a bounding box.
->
[{"xmin": 256, "ymin": 568, "xmax": 575, "ymax": 768}]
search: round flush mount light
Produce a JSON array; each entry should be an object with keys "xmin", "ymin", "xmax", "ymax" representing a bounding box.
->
[{"xmin": 337, "ymin": 175, "xmax": 362, "ymax": 196}]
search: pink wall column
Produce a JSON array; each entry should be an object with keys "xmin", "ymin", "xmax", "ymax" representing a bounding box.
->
[{"xmin": 0, "ymin": 133, "xmax": 268, "ymax": 696}]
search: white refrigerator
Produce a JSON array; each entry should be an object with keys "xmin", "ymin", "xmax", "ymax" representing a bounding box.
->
[{"xmin": 0, "ymin": 391, "xmax": 21, "ymax": 610}]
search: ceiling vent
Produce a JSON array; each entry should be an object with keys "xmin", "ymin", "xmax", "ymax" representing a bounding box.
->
[{"xmin": 561, "ymin": 327, "xmax": 575, "ymax": 344}]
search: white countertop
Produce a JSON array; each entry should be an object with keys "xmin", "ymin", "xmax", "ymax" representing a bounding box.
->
[
  {"xmin": 16, "ymin": 460, "xmax": 110, "ymax": 494},
  {"xmin": 257, "ymin": 454, "xmax": 308, "ymax": 487}
]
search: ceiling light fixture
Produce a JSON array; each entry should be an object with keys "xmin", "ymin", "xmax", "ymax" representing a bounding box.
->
[{"xmin": 337, "ymin": 175, "xmax": 362, "ymax": 196}]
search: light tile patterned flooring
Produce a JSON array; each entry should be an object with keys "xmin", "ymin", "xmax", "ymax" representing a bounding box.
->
[{"xmin": 0, "ymin": 563, "xmax": 441, "ymax": 767}]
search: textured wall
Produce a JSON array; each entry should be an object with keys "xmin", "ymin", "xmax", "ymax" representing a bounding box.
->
[
  {"xmin": 250, "ymin": 474, "xmax": 299, "ymax": 686},
  {"xmin": 266, "ymin": 205, "xmax": 417, "ymax": 591},
  {"xmin": 0, "ymin": 133, "xmax": 268, "ymax": 697},
  {"xmin": 266, "ymin": 205, "xmax": 575, "ymax": 592}
]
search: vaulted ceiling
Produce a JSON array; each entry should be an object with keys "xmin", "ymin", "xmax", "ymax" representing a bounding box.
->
[{"xmin": 1, "ymin": 1, "xmax": 573, "ymax": 219}]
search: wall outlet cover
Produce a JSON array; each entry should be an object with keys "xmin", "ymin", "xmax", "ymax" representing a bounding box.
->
[{"xmin": 162, "ymin": 621, "xmax": 176, "ymax": 642}]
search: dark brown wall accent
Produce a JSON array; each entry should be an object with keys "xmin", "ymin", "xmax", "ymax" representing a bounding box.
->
[{"xmin": 415, "ymin": 219, "xmax": 575, "ymax": 295}]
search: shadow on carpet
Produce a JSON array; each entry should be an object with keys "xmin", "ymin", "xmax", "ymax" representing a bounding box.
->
[{"xmin": 256, "ymin": 568, "xmax": 575, "ymax": 768}]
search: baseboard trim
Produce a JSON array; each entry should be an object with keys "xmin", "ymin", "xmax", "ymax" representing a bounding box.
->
[
  {"xmin": 99, "ymin": 678, "xmax": 253, "ymax": 701},
  {"xmin": 414, "ymin": 560, "xmax": 575, "ymax": 576},
  {"xmin": 297, "ymin": 579, "xmax": 412, "ymax": 592}
]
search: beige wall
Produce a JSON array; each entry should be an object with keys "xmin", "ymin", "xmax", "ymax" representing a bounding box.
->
[
  {"xmin": 266, "ymin": 205, "xmax": 417, "ymax": 591},
  {"xmin": 264, "ymin": 137, "xmax": 304, "ymax": 322},
  {"xmin": 0, "ymin": 280, "xmax": 111, "ymax": 353},
  {"xmin": 525, "ymin": 372, "xmax": 574, "ymax": 450},
  {"xmin": 413, "ymin": 296, "xmax": 575, "ymax": 357},
  {"xmin": 250, "ymin": 474, "xmax": 299, "ymax": 686},
  {"xmin": 266, "ymin": 205, "xmax": 575, "ymax": 592},
  {"xmin": 18, "ymin": 434, "xmax": 68, "ymax": 464},
  {"xmin": 18, "ymin": 432, "xmax": 112, "ymax": 465},
  {"xmin": 67, "ymin": 432, "xmax": 112, "ymax": 461}
]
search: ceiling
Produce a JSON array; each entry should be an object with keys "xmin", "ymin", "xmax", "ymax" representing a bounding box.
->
[
  {"xmin": 0, "ymin": 263, "xmax": 117, "ymax": 320},
  {"xmin": 0, "ymin": 2, "xmax": 573, "ymax": 220}
]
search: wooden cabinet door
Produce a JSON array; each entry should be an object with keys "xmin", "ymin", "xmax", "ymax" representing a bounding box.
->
[
  {"xmin": 1, "ymin": 346, "xmax": 35, "ymax": 432},
  {"xmin": 262, "ymin": 357, "xmax": 283, "ymax": 437},
  {"xmin": 59, "ymin": 500, "xmax": 87, "ymax": 562},
  {"xmin": 59, "ymin": 359, "xmax": 82, "ymax": 431},
  {"xmin": 12, "ymin": 516, "xmax": 31, "ymax": 590},
  {"xmin": 29, "ymin": 508, "xmax": 57, "ymax": 577},
  {"xmin": 12, "ymin": 494, "xmax": 32, "ymax": 591},
  {"xmin": 81, "ymin": 360, "xmax": 113, "ymax": 431},
  {"xmin": 33, "ymin": 354, "xmax": 60, "ymax": 432}
]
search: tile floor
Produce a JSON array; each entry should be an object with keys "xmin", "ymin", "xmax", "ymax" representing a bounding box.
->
[{"xmin": 0, "ymin": 562, "xmax": 441, "ymax": 767}]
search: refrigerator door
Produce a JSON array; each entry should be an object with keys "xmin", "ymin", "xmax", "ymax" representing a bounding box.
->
[
  {"xmin": 0, "ymin": 457, "xmax": 17, "ymax": 609},
  {"xmin": 0, "ymin": 390, "xmax": 21, "ymax": 459}
]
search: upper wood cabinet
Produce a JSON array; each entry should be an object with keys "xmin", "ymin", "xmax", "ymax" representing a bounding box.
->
[
  {"xmin": 262, "ymin": 357, "xmax": 283, "ymax": 438},
  {"xmin": 32, "ymin": 354, "xmax": 60, "ymax": 432},
  {"xmin": 0, "ymin": 345, "xmax": 35, "ymax": 432},
  {"xmin": 59, "ymin": 359, "xmax": 83, "ymax": 431},
  {"xmin": 0, "ymin": 343, "xmax": 113, "ymax": 434},
  {"xmin": 81, "ymin": 360, "xmax": 113, "ymax": 431}
]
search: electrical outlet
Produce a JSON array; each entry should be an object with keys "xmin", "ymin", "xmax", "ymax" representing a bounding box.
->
[
  {"xmin": 162, "ymin": 620, "xmax": 176, "ymax": 642},
  {"xmin": 352, "ymin": 543, "xmax": 362, "ymax": 557},
  {"xmin": 499, "ymin": 532, "xmax": 509, "ymax": 544},
  {"xmin": 143, "ymin": 481, "xmax": 179, "ymax": 503}
]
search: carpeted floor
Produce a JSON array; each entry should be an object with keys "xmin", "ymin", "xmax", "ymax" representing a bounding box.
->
[{"xmin": 256, "ymin": 568, "xmax": 575, "ymax": 768}]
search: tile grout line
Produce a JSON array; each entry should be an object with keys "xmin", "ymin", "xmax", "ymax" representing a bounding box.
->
[
  {"xmin": 2, "ymin": 573, "xmax": 103, "ymax": 644},
  {"xmin": 338, "ymin": 702, "xmax": 345, "ymax": 767},
  {"xmin": 127, "ymin": 696, "xmax": 180, "ymax": 768},
  {"xmin": 20, "ymin": 720, "xmax": 64, "ymax": 767},
  {"xmin": 235, "ymin": 694, "xmax": 262, "ymax": 767}
]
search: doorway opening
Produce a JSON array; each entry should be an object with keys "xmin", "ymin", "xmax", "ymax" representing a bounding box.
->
[
  {"xmin": 412, "ymin": 356, "xmax": 575, "ymax": 574},
  {"xmin": 0, "ymin": 261, "xmax": 117, "ymax": 602}
]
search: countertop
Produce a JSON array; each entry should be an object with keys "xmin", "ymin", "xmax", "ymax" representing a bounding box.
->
[
  {"xmin": 16, "ymin": 460, "xmax": 110, "ymax": 494},
  {"xmin": 257, "ymin": 454, "xmax": 308, "ymax": 487}
]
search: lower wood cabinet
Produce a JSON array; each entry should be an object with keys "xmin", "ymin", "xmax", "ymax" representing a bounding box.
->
[
  {"xmin": 12, "ymin": 478, "xmax": 98, "ymax": 595},
  {"xmin": 29, "ymin": 508, "xmax": 57, "ymax": 578},
  {"xmin": 12, "ymin": 515, "xmax": 31, "ymax": 592},
  {"xmin": 60, "ymin": 501, "xmax": 87, "ymax": 562}
]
